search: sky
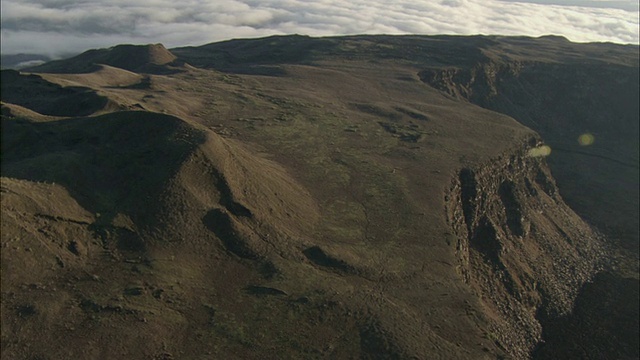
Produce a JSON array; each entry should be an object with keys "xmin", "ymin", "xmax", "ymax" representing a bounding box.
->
[{"xmin": 1, "ymin": 0, "xmax": 638, "ymax": 57}]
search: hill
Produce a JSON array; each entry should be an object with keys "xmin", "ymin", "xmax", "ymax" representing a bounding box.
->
[
  {"xmin": 25, "ymin": 44, "xmax": 178, "ymax": 74},
  {"xmin": 2, "ymin": 35, "xmax": 638, "ymax": 359}
]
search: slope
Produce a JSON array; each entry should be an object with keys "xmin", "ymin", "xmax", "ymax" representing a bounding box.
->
[
  {"xmin": 418, "ymin": 35, "xmax": 640, "ymax": 252},
  {"xmin": 2, "ymin": 35, "xmax": 636, "ymax": 359},
  {"xmin": 25, "ymin": 44, "xmax": 179, "ymax": 74},
  {"xmin": 1, "ymin": 110, "xmax": 325, "ymax": 359}
]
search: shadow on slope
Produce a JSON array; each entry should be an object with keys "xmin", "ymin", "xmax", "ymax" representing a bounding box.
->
[
  {"xmin": 2, "ymin": 106, "xmax": 320, "ymax": 261},
  {"xmin": 533, "ymin": 272, "xmax": 640, "ymax": 360},
  {"xmin": 1, "ymin": 111, "xmax": 204, "ymax": 219},
  {"xmin": 170, "ymin": 34, "xmax": 500, "ymax": 76},
  {"xmin": 1, "ymin": 70, "xmax": 108, "ymax": 117},
  {"xmin": 171, "ymin": 35, "xmax": 335, "ymax": 74}
]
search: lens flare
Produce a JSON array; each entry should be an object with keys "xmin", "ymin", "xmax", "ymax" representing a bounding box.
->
[
  {"xmin": 578, "ymin": 133, "xmax": 595, "ymax": 146},
  {"xmin": 527, "ymin": 145, "xmax": 552, "ymax": 157}
]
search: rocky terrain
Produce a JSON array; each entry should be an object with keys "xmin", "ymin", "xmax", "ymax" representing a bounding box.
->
[{"xmin": 1, "ymin": 35, "xmax": 637, "ymax": 359}]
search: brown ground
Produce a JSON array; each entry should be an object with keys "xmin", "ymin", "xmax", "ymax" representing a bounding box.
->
[{"xmin": 1, "ymin": 36, "xmax": 637, "ymax": 359}]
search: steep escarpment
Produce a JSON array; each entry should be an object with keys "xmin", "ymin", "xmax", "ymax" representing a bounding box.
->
[
  {"xmin": 422, "ymin": 45, "xmax": 639, "ymax": 357},
  {"xmin": 421, "ymin": 53, "xmax": 639, "ymax": 250},
  {"xmin": 446, "ymin": 139, "xmax": 605, "ymax": 359}
]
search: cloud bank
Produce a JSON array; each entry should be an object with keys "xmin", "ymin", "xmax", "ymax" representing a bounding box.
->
[{"xmin": 1, "ymin": 0, "xmax": 638, "ymax": 57}]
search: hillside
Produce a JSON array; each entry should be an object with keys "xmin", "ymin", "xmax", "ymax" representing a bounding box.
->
[
  {"xmin": 25, "ymin": 44, "xmax": 178, "ymax": 74},
  {"xmin": 1, "ymin": 35, "xmax": 638, "ymax": 359}
]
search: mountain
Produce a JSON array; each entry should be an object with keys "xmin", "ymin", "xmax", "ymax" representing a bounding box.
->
[
  {"xmin": 1, "ymin": 35, "xmax": 638, "ymax": 359},
  {"xmin": 24, "ymin": 43, "xmax": 178, "ymax": 74}
]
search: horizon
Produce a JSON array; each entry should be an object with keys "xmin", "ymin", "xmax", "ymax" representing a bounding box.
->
[
  {"xmin": 4, "ymin": 32, "xmax": 637, "ymax": 70},
  {"xmin": 1, "ymin": 0, "xmax": 638, "ymax": 59}
]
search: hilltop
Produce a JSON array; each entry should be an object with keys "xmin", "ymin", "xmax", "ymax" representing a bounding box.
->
[{"xmin": 25, "ymin": 43, "xmax": 178, "ymax": 74}]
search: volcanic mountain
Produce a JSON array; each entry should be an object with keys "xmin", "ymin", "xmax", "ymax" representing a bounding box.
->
[{"xmin": 1, "ymin": 35, "xmax": 638, "ymax": 360}]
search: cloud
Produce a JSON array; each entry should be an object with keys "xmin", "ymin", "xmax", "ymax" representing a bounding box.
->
[
  {"xmin": 14, "ymin": 59, "xmax": 47, "ymax": 69},
  {"xmin": 1, "ymin": 0, "xmax": 637, "ymax": 56}
]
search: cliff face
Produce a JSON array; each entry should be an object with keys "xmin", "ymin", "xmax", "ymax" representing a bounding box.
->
[
  {"xmin": 446, "ymin": 139, "xmax": 605, "ymax": 358},
  {"xmin": 419, "ymin": 39, "xmax": 639, "ymax": 358},
  {"xmin": 421, "ymin": 56, "xmax": 639, "ymax": 250}
]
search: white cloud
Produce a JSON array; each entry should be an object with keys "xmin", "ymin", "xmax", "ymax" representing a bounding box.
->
[
  {"xmin": 0, "ymin": 0, "xmax": 637, "ymax": 56},
  {"xmin": 13, "ymin": 59, "xmax": 47, "ymax": 69}
]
